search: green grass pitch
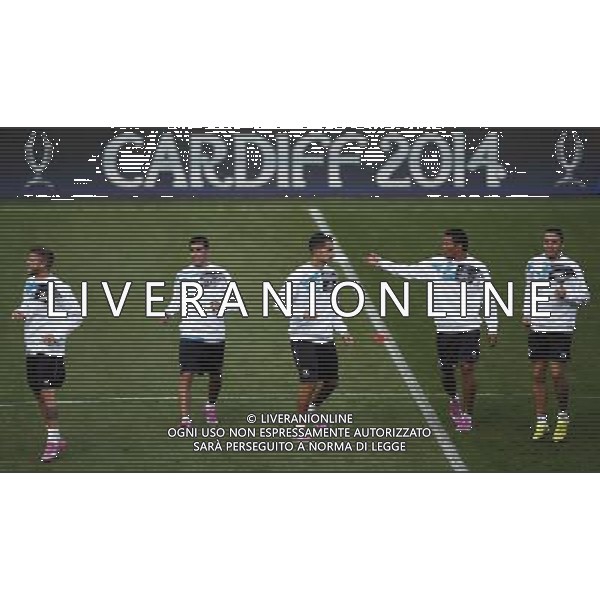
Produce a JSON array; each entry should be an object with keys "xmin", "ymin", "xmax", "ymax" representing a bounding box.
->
[{"xmin": 0, "ymin": 198, "xmax": 598, "ymax": 471}]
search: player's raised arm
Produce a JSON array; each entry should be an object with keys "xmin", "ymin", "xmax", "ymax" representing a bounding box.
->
[{"xmin": 369, "ymin": 254, "xmax": 439, "ymax": 281}]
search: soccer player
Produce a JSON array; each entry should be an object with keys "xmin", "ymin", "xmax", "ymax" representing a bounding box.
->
[
  {"xmin": 523, "ymin": 228, "xmax": 590, "ymax": 442},
  {"xmin": 11, "ymin": 248, "xmax": 82, "ymax": 462},
  {"xmin": 366, "ymin": 228, "xmax": 498, "ymax": 432},
  {"xmin": 162, "ymin": 235, "xmax": 232, "ymax": 426},
  {"xmin": 282, "ymin": 232, "xmax": 353, "ymax": 418}
]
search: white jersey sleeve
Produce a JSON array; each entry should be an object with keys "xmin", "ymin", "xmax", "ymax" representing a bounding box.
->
[
  {"xmin": 214, "ymin": 270, "xmax": 234, "ymax": 312},
  {"xmin": 563, "ymin": 261, "xmax": 590, "ymax": 308},
  {"xmin": 48, "ymin": 280, "xmax": 83, "ymax": 342}
]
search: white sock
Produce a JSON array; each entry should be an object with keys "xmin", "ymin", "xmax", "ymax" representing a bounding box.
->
[
  {"xmin": 47, "ymin": 428, "xmax": 60, "ymax": 441},
  {"xmin": 181, "ymin": 415, "xmax": 192, "ymax": 423},
  {"xmin": 537, "ymin": 414, "xmax": 548, "ymax": 422},
  {"xmin": 557, "ymin": 411, "xmax": 569, "ymax": 421},
  {"xmin": 308, "ymin": 403, "xmax": 318, "ymax": 413}
]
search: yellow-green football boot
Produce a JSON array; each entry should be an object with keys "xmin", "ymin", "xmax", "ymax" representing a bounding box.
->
[
  {"xmin": 553, "ymin": 413, "xmax": 570, "ymax": 443},
  {"xmin": 532, "ymin": 418, "xmax": 550, "ymax": 441}
]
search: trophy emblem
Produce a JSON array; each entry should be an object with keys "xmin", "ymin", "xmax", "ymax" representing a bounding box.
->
[
  {"xmin": 24, "ymin": 131, "xmax": 55, "ymax": 193},
  {"xmin": 554, "ymin": 130, "xmax": 585, "ymax": 188}
]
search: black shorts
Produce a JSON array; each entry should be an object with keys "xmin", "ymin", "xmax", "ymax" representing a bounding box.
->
[
  {"xmin": 291, "ymin": 340, "xmax": 339, "ymax": 382},
  {"xmin": 26, "ymin": 354, "xmax": 66, "ymax": 392},
  {"xmin": 436, "ymin": 329, "xmax": 481, "ymax": 368},
  {"xmin": 528, "ymin": 332, "xmax": 573, "ymax": 362},
  {"xmin": 179, "ymin": 339, "xmax": 226, "ymax": 375}
]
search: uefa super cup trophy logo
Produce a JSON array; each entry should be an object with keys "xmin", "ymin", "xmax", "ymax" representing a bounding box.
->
[
  {"xmin": 554, "ymin": 130, "xmax": 585, "ymax": 188},
  {"xmin": 24, "ymin": 131, "xmax": 55, "ymax": 193}
]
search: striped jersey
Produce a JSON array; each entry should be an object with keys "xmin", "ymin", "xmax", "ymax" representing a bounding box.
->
[
  {"xmin": 523, "ymin": 254, "xmax": 590, "ymax": 332},
  {"xmin": 166, "ymin": 264, "xmax": 232, "ymax": 342},
  {"xmin": 282, "ymin": 262, "xmax": 349, "ymax": 342},
  {"xmin": 17, "ymin": 275, "xmax": 82, "ymax": 356}
]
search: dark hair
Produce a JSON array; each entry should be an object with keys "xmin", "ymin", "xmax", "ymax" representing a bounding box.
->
[
  {"xmin": 189, "ymin": 235, "xmax": 210, "ymax": 250},
  {"xmin": 29, "ymin": 247, "xmax": 54, "ymax": 269},
  {"xmin": 545, "ymin": 227, "xmax": 564, "ymax": 243},
  {"xmin": 308, "ymin": 232, "xmax": 333, "ymax": 253},
  {"xmin": 444, "ymin": 228, "xmax": 469, "ymax": 252}
]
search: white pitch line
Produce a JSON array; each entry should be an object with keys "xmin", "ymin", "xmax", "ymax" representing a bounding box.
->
[{"xmin": 309, "ymin": 207, "xmax": 467, "ymax": 472}]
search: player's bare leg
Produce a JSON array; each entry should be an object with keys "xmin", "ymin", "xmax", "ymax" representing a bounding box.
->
[
  {"xmin": 550, "ymin": 361, "xmax": 569, "ymax": 414},
  {"xmin": 178, "ymin": 372, "xmax": 194, "ymax": 426},
  {"xmin": 550, "ymin": 361, "xmax": 570, "ymax": 442},
  {"xmin": 532, "ymin": 360, "xmax": 548, "ymax": 416},
  {"xmin": 38, "ymin": 389, "xmax": 59, "ymax": 431},
  {"xmin": 317, "ymin": 378, "xmax": 338, "ymax": 404},
  {"xmin": 445, "ymin": 361, "xmax": 474, "ymax": 432},
  {"xmin": 34, "ymin": 390, "xmax": 42, "ymax": 416},
  {"xmin": 38, "ymin": 389, "xmax": 67, "ymax": 462},
  {"xmin": 460, "ymin": 362, "xmax": 477, "ymax": 417},
  {"xmin": 439, "ymin": 363, "xmax": 463, "ymax": 426},
  {"xmin": 308, "ymin": 378, "xmax": 338, "ymax": 429},
  {"xmin": 310, "ymin": 378, "xmax": 338, "ymax": 409},
  {"xmin": 531, "ymin": 360, "xmax": 550, "ymax": 440},
  {"xmin": 207, "ymin": 372, "xmax": 222, "ymax": 405},
  {"xmin": 297, "ymin": 382, "xmax": 317, "ymax": 414},
  {"xmin": 296, "ymin": 382, "xmax": 317, "ymax": 439},
  {"xmin": 306, "ymin": 381, "xmax": 322, "ymax": 410},
  {"xmin": 204, "ymin": 373, "xmax": 222, "ymax": 424}
]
